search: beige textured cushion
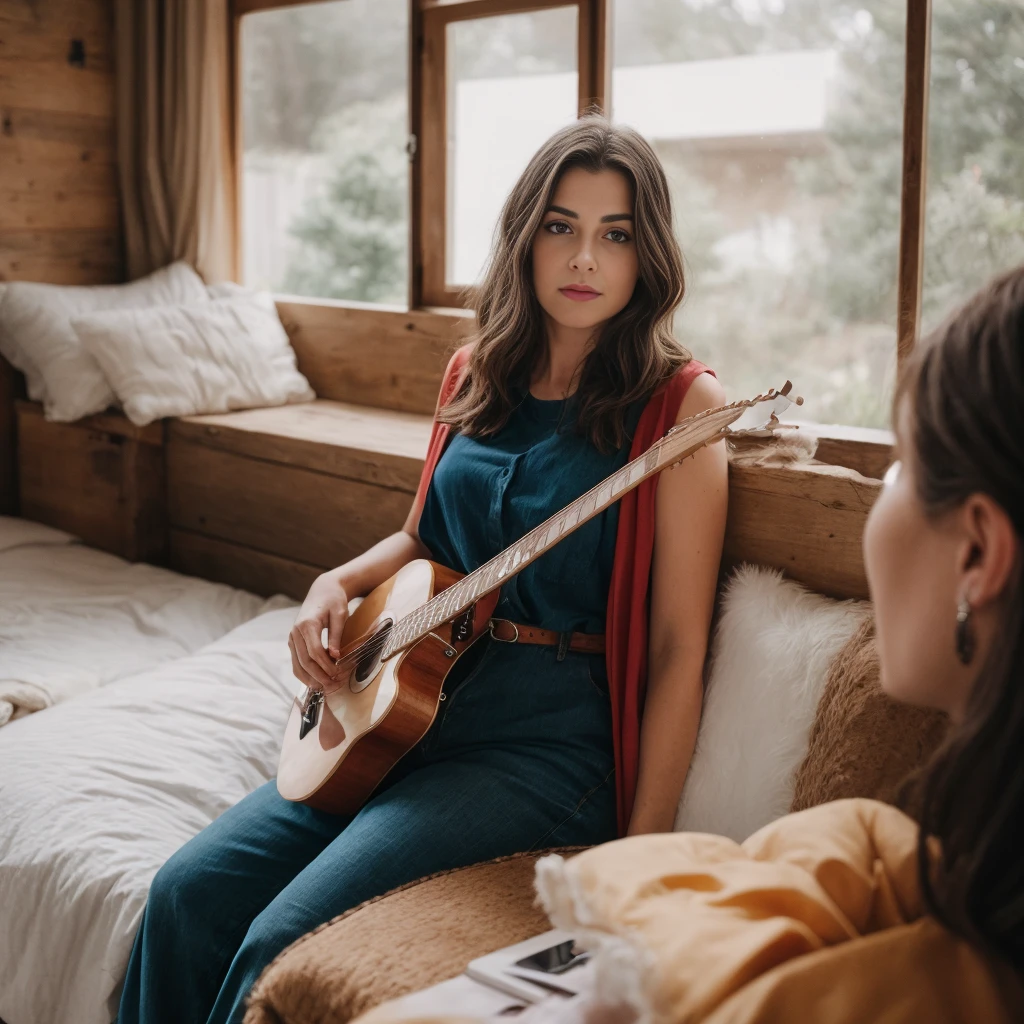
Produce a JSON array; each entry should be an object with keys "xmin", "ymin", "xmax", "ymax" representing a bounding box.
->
[
  {"xmin": 790, "ymin": 614, "xmax": 950, "ymax": 814},
  {"xmin": 244, "ymin": 848, "xmax": 583, "ymax": 1024}
]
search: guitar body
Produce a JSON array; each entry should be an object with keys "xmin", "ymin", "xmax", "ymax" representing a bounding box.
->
[
  {"xmin": 277, "ymin": 559, "xmax": 499, "ymax": 814},
  {"xmin": 276, "ymin": 385, "xmax": 798, "ymax": 815}
]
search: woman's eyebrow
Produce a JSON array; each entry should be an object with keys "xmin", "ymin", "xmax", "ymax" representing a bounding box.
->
[{"xmin": 544, "ymin": 205, "xmax": 634, "ymax": 223}]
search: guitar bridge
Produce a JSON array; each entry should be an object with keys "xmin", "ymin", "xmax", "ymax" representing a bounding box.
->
[
  {"xmin": 299, "ymin": 689, "xmax": 323, "ymax": 740},
  {"xmin": 450, "ymin": 606, "xmax": 474, "ymax": 644}
]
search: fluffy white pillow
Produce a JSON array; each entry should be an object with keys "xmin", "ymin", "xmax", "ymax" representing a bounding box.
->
[
  {"xmin": 675, "ymin": 564, "xmax": 870, "ymax": 841},
  {"xmin": 0, "ymin": 516, "xmax": 77, "ymax": 554},
  {"xmin": 0, "ymin": 262, "xmax": 209, "ymax": 421},
  {"xmin": 70, "ymin": 289, "xmax": 315, "ymax": 426}
]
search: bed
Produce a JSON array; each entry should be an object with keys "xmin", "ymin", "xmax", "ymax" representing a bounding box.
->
[
  {"xmin": 0, "ymin": 515, "xmax": 289, "ymax": 724},
  {"xmin": 0, "ymin": 603, "xmax": 302, "ymax": 1024}
]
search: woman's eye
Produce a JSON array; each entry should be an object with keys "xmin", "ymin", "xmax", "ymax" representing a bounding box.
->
[
  {"xmin": 883, "ymin": 460, "xmax": 902, "ymax": 487},
  {"xmin": 605, "ymin": 228, "xmax": 631, "ymax": 243},
  {"xmin": 545, "ymin": 220, "xmax": 572, "ymax": 235}
]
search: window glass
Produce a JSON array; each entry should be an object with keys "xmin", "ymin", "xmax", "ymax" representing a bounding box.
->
[
  {"xmin": 240, "ymin": 0, "xmax": 409, "ymax": 305},
  {"xmin": 447, "ymin": 7, "xmax": 579, "ymax": 286},
  {"xmin": 921, "ymin": 2, "xmax": 1024, "ymax": 333},
  {"xmin": 613, "ymin": 0, "xmax": 907, "ymax": 427}
]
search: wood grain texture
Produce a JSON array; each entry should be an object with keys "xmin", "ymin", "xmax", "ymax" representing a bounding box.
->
[
  {"xmin": 169, "ymin": 528, "xmax": 322, "ymax": 600},
  {"xmin": 276, "ymin": 299, "xmax": 470, "ymax": 416},
  {"xmin": 167, "ymin": 441, "xmax": 414, "ymax": 568},
  {"xmin": 896, "ymin": 0, "xmax": 932, "ymax": 364},
  {"xmin": 170, "ymin": 400, "xmax": 431, "ymax": 492},
  {"xmin": 724, "ymin": 462, "xmax": 881, "ymax": 602},
  {"xmin": 0, "ymin": 0, "xmax": 122, "ymax": 289},
  {"xmin": 17, "ymin": 403, "xmax": 167, "ymax": 562},
  {"xmin": 0, "ymin": 355, "xmax": 21, "ymax": 514}
]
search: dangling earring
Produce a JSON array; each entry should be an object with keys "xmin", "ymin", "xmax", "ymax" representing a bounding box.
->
[{"xmin": 956, "ymin": 598, "xmax": 975, "ymax": 665}]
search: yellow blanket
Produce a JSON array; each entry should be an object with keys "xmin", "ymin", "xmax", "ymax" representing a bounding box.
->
[{"xmin": 535, "ymin": 798, "xmax": 1023, "ymax": 1023}]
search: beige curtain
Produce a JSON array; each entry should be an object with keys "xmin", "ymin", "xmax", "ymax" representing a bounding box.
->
[{"xmin": 115, "ymin": 0, "xmax": 237, "ymax": 283}]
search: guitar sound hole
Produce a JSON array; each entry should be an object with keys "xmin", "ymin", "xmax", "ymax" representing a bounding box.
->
[{"xmin": 351, "ymin": 619, "xmax": 393, "ymax": 692}]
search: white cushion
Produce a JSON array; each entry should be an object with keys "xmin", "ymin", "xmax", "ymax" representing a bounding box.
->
[
  {"xmin": 70, "ymin": 289, "xmax": 315, "ymax": 426},
  {"xmin": 0, "ymin": 515, "xmax": 77, "ymax": 554},
  {"xmin": 0, "ymin": 262, "xmax": 209, "ymax": 421},
  {"xmin": 675, "ymin": 564, "xmax": 870, "ymax": 841}
]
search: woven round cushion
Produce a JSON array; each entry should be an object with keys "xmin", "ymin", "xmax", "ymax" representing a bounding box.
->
[{"xmin": 243, "ymin": 847, "xmax": 585, "ymax": 1024}]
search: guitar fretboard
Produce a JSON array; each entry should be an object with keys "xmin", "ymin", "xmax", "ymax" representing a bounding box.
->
[{"xmin": 381, "ymin": 389, "xmax": 789, "ymax": 659}]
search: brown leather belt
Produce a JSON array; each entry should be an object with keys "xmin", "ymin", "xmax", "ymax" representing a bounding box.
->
[{"xmin": 488, "ymin": 618, "xmax": 605, "ymax": 660}]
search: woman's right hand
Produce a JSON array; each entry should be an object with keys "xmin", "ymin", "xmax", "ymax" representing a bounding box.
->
[{"xmin": 288, "ymin": 572, "xmax": 350, "ymax": 692}]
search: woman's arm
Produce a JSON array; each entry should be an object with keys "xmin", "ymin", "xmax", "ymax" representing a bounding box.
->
[
  {"xmin": 288, "ymin": 500, "xmax": 432, "ymax": 690},
  {"xmin": 627, "ymin": 371, "xmax": 729, "ymax": 835},
  {"xmin": 324, "ymin": 500, "xmax": 433, "ymax": 602}
]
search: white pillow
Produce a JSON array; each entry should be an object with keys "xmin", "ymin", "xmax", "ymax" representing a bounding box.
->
[
  {"xmin": 0, "ymin": 515, "xmax": 77, "ymax": 554},
  {"xmin": 675, "ymin": 564, "xmax": 870, "ymax": 841},
  {"xmin": 0, "ymin": 262, "xmax": 209, "ymax": 421},
  {"xmin": 70, "ymin": 290, "xmax": 315, "ymax": 426}
]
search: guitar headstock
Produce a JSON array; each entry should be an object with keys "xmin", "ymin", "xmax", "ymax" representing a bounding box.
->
[{"xmin": 657, "ymin": 381, "xmax": 803, "ymax": 470}]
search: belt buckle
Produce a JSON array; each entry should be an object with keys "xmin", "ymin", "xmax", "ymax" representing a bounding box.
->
[{"xmin": 488, "ymin": 619, "xmax": 519, "ymax": 643}]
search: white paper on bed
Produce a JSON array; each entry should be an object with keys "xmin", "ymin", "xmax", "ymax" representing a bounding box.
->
[
  {"xmin": 0, "ymin": 515, "xmax": 289, "ymax": 725},
  {"xmin": 0, "ymin": 606, "xmax": 299, "ymax": 1024}
]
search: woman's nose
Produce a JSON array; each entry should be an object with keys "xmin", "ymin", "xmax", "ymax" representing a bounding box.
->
[{"xmin": 569, "ymin": 241, "xmax": 597, "ymax": 274}]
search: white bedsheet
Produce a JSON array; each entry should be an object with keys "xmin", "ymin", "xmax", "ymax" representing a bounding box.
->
[
  {"xmin": 0, "ymin": 606, "xmax": 301, "ymax": 1024},
  {"xmin": 0, "ymin": 515, "xmax": 288, "ymax": 725}
]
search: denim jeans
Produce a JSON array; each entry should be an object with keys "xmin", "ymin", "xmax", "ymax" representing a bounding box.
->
[{"xmin": 117, "ymin": 638, "xmax": 616, "ymax": 1024}]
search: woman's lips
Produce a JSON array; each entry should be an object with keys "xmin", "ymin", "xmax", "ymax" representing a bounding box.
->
[{"xmin": 559, "ymin": 285, "xmax": 602, "ymax": 302}]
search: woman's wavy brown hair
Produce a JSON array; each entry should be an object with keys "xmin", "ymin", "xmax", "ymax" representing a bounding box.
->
[
  {"xmin": 900, "ymin": 265, "xmax": 1024, "ymax": 973},
  {"xmin": 439, "ymin": 114, "xmax": 691, "ymax": 453}
]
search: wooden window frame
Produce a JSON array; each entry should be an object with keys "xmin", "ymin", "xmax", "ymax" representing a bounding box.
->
[
  {"xmin": 229, "ymin": 0, "xmax": 940, "ymax": 467},
  {"xmin": 413, "ymin": 0, "xmax": 610, "ymax": 307}
]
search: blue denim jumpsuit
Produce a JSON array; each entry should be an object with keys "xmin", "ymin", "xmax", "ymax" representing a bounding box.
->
[{"xmin": 118, "ymin": 390, "xmax": 643, "ymax": 1024}]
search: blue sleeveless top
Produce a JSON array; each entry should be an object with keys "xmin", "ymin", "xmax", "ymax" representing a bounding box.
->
[{"xmin": 418, "ymin": 391, "xmax": 646, "ymax": 635}]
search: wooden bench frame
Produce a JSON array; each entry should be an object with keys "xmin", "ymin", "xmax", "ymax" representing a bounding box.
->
[{"xmin": 1, "ymin": 297, "xmax": 886, "ymax": 603}]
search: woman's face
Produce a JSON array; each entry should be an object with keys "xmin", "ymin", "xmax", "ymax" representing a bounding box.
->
[
  {"xmin": 531, "ymin": 167, "xmax": 640, "ymax": 335},
  {"xmin": 863, "ymin": 400, "xmax": 977, "ymax": 719}
]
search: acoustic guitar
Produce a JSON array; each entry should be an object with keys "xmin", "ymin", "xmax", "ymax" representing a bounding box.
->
[{"xmin": 277, "ymin": 384, "xmax": 800, "ymax": 812}]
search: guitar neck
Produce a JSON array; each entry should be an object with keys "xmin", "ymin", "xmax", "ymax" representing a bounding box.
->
[{"xmin": 383, "ymin": 387, "xmax": 794, "ymax": 658}]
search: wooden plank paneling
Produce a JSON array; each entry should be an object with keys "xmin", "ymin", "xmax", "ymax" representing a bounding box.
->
[
  {"xmin": 170, "ymin": 528, "xmax": 321, "ymax": 601},
  {"xmin": 0, "ymin": 107, "xmax": 116, "ymax": 151},
  {"xmin": 0, "ymin": 190, "xmax": 121, "ymax": 231},
  {"xmin": 724, "ymin": 462, "xmax": 881, "ymax": 602},
  {"xmin": 17, "ymin": 403, "xmax": 167, "ymax": 562},
  {"xmin": 167, "ymin": 442, "xmax": 414, "ymax": 568},
  {"xmin": 0, "ymin": 355, "xmax": 21, "ymax": 515},
  {"xmin": 276, "ymin": 299, "xmax": 470, "ymax": 416},
  {"xmin": 0, "ymin": 58, "xmax": 114, "ymax": 118},
  {"xmin": 0, "ymin": 0, "xmax": 121, "ymax": 299},
  {"xmin": 0, "ymin": 8, "xmax": 114, "ymax": 70},
  {"xmin": 0, "ymin": 229, "xmax": 121, "ymax": 284},
  {"xmin": 171, "ymin": 400, "xmax": 430, "ymax": 492}
]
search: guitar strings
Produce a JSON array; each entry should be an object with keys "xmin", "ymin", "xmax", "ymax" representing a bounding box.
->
[{"xmin": 324, "ymin": 392, "xmax": 790, "ymax": 680}]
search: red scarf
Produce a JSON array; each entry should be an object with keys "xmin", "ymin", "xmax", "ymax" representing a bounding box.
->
[{"xmin": 412, "ymin": 345, "xmax": 712, "ymax": 835}]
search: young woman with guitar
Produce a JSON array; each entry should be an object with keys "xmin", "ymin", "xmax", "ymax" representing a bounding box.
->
[{"xmin": 119, "ymin": 115, "xmax": 733, "ymax": 1024}]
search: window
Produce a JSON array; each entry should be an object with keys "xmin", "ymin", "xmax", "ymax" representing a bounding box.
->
[
  {"xmin": 239, "ymin": 0, "xmax": 409, "ymax": 305},
  {"xmin": 416, "ymin": 0, "xmax": 606, "ymax": 307},
  {"xmin": 446, "ymin": 8, "xmax": 579, "ymax": 287},
  {"xmin": 921, "ymin": 0, "xmax": 1024, "ymax": 333},
  {"xmin": 612, "ymin": 1, "xmax": 907, "ymax": 428},
  {"xmin": 233, "ymin": 1, "xmax": 1006, "ymax": 446}
]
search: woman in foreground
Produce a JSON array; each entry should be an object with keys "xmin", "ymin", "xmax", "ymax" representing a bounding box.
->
[
  {"xmin": 118, "ymin": 116, "xmax": 728, "ymax": 1024},
  {"xmin": 472, "ymin": 267, "xmax": 1024, "ymax": 1024}
]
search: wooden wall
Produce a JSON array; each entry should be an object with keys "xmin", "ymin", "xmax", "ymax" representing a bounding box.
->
[
  {"xmin": 0, "ymin": 0, "xmax": 123, "ymax": 511},
  {"xmin": 0, "ymin": 0, "xmax": 122, "ymax": 285}
]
